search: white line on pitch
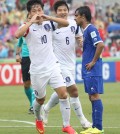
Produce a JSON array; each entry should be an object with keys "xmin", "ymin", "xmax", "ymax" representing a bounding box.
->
[
  {"xmin": 0, "ymin": 119, "xmax": 120, "ymax": 129},
  {"xmin": 0, "ymin": 126, "xmax": 34, "ymax": 128},
  {"xmin": 0, "ymin": 126, "xmax": 120, "ymax": 129},
  {"xmin": 0, "ymin": 119, "xmax": 35, "ymax": 125}
]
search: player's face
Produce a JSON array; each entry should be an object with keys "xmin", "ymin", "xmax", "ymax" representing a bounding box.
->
[
  {"xmin": 74, "ymin": 11, "xmax": 83, "ymax": 27},
  {"xmin": 56, "ymin": 5, "xmax": 69, "ymax": 19},
  {"xmin": 27, "ymin": 14, "xmax": 31, "ymax": 22},
  {"xmin": 29, "ymin": 4, "xmax": 44, "ymax": 17}
]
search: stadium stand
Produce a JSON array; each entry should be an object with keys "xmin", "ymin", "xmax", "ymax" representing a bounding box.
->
[{"xmin": 0, "ymin": 0, "xmax": 120, "ymax": 58}]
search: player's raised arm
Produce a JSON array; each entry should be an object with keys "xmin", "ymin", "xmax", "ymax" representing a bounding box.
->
[
  {"xmin": 41, "ymin": 14, "xmax": 69, "ymax": 27},
  {"xmin": 15, "ymin": 14, "xmax": 42, "ymax": 38}
]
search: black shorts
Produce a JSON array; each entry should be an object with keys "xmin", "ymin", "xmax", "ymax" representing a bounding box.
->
[{"xmin": 21, "ymin": 57, "xmax": 31, "ymax": 82}]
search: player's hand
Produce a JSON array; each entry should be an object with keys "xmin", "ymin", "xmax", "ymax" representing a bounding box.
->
[
  {"xmin": 76, "ymin": 36, "xmax": 83, "ymax": 48},
  {"xmin": 41, "ymin": 14, "xmax": 51, "ymax": 21},
  {"xmin": 16, "ymin": 55, "xmax": 22, "ymax": 63},
  {"xmin": 85, "ymin": 61, "xmax": 96, "ymax": 70},
  {"xmin": 29, "ymin": 14, "xmax": 42, "ymax": 24},
  {"xmin": 79, "ymin": 38, "xmax": 83, "ymax": 47}
]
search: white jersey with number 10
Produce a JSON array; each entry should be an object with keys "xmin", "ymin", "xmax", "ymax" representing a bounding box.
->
[{"xmin": 24, "ymin": 21, "xmax": 59, "ymax": 75}]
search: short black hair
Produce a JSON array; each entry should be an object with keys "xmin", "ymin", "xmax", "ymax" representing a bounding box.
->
[
  {"xmin": 75, "ymin": 6, "xmax": 92, "ymax": 22},
  {"xmin": 54, "ymin": 0, "xmax": 69, "ymax": 12},
  {"xmin": 27, "ymin": 0, "xmax": 44, "ymax": 12}
]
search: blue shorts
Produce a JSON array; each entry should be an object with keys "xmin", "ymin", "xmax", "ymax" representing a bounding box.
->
[{"xmin": 83, "ymin": 76, "xmax": 104, "ymax": 95}]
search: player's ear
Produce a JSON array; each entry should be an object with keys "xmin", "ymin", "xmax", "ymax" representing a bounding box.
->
[{"xmin": 82, "ymin": 14, "xmax": 85, "ymax": 19}]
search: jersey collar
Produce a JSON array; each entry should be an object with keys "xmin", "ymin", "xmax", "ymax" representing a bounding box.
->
[{"xmin": 83, "ymin": 24, "xmax": 91, "ymax": 32}]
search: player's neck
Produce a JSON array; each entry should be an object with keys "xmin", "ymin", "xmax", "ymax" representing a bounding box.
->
[{"xmin": 82, "ymin": 22, "xmax": 90, "ymax": 30}]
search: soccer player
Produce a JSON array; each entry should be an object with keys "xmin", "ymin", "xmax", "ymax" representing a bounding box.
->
[
  {"xmin": 42, "ymin": 0, "xmax": 91, "ymax": 129},
  {"xmin": 74, "ymin": 6, "xmax": 104, "ymax": 134},
  {"xmin": 16, "ymin": 15, "xmax": 35, "ymax": 114},
  {"xmin": 15, "ymin": 0, "xmax": 77, "ymax": 134}
]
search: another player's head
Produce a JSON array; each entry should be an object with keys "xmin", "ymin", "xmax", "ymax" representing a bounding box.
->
[
  {"xmin": 53, "ymin": 0, "xmax": 69, "ymax": 19},
  {"xmin": 75, "ymin": 6, "xmax": 91, "ymax": 27},
  {"xmin": 26, "ymin": 0, "xmax": 44, "ymax": 17}
]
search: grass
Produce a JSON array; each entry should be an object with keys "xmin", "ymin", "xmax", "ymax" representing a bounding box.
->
[{"xmin": 0, "ymin": 83, "xmax": 120, "ymax": 134}]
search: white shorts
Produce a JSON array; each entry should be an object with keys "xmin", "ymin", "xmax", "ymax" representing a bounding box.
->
[
  {"xmin": 61, "ymin": 69, "xmax": 75, "ymax": 87},
  {"xmin": 30, "ymin": 67, "xmax": 66, "ymax": 99}
]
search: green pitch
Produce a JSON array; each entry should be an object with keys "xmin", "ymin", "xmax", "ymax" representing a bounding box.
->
[{"xmin": 0, "ymin": 83, "xmax": 120, "ymax": 134}]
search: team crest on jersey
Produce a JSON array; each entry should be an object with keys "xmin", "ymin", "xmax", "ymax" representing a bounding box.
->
[
  {"xmin": 44, "ymin": 24, "xmax": 51, "ymax": 32},
  {"xmin": 71, "ymin": 26, "xmax": 75, "ymax": 33},
  {"xmin": 65, "ymin": 77, "xmax": 71, "ymax": 83}
]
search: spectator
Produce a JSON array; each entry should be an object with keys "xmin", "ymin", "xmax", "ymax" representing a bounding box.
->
[
  {"xmin": 0, "ymin": 41, "xmax": 8, "ymax": 58},
  {"xmin": 0, "ymin": 0, "xmax": 120, "ymax": 58},
  {"xmin": 105, "ymin": 5, "xmax": 115, "ymax": 24},
  {"xmin": 110, "ymin": 46, "xmax": 120, "ymax": 57}
]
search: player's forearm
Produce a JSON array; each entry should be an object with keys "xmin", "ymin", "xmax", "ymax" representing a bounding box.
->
[
  {"xmin": 15, "ymin": 22, "xmax": 32, "ymax": 38},
  {"xmin": 49, "ymin": 16, "xmax": 69, "ymax": 27},
  {"xmin": 16, "ymin": 47, "xmax": 21, "ymax": 55},
  {"xmin": 92, "ymin": 42, "xmax": 104, "ymax": 63},
  {"xmin": 76, "ymin": 36, "xmax": 83, "ymax": 47}
]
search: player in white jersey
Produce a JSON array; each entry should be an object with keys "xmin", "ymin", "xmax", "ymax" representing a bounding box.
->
[
  {"xmin": 15, "ymin": 0, "xmax": 77, "ymax": 134},
  {"xmin": 42, "ymin": 1, "xmax": 92, "ymax": 129}
]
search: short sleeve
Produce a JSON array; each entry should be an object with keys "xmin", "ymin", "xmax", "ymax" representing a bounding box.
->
[
  {"xmin": 75, "ymin": 26, "xmax": 83, "ymax": 37},
  {"xmin": 50, "ymin": 21, "xmax": 55, "ymax": 31},
  {"xmin": 19, "ymin": 23, "xmax": 29, "ymax": 37},
  {"xmin": 17, "ymin": 37, "xmax": 23, "ymax": 47},
  {"xmin": 89, "ymin": 26, "xmax": 103, "ymax": 46},
  {"xmin": 50, "ymin": 21, "xmax": 58, "ymax": 31}
]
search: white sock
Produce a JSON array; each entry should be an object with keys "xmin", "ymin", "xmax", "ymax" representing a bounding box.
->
[
  {"xmin": 44, "ymin": 92, "xmax": 59, "ymax": 112},
  {"xmin": 59, "ymin": 98, "xmax": 70, "ymax": 127},
  {"xmin": 33, "ymin": 99, "xmax": 42, "ymax": 120},
  {"xmin": 70, "ymin": 97, "xmax": 87, "ymax": 123}
]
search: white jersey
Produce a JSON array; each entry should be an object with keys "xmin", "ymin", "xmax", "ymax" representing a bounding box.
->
[
  {"xmin": 52, "ymin": 19, "xmax": 82, "ymax": 71},
  {"xmin": 24, "ymin": 21, "xmax": 59, "ymax": 75}
]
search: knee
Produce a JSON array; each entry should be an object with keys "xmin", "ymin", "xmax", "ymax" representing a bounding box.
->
[
  {"xmin": 89, "ymin": 94, "xmax": 100, "ymax": 101},
  {"xmin": 67, "ymin": 86, "xmax": 78, "ymax": 97},
  {"xmin": 36, "ymin": 97, "xmax": 45, "ymax": 105},
  {"xmin": 59, "ymin": 91, "xmax": 68, "ymax": 99},
  {"xmin": 62, "ymin": 92, "xmax": 68, "ymax": 99},
  {"xmin": 69, "ymin": 90, "xmax": 78, "ymax": 97}
]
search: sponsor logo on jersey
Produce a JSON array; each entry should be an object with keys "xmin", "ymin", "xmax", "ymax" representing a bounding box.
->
[
  {"xmin": 44, "ymin": 24, "xmax": 51, "ymax": 32},
  {"xmin": 91, "ymin": 87, "xmax": 95, "ymax": 92},
  {"xmin": 71, "ymin": 26, "xmax": 75, "ymax": 33},
  {"xmin": 33, "ymin": 29, "xmax": 37, "ymax": 31},
  {"xmin": 56, "ymin": 32, "xmax": 61, "ymax": 34}
]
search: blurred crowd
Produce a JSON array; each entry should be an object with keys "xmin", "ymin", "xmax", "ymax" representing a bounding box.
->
[{"xmin": 0, "ymin": 0, "xmax": 120, "ymax": 58}]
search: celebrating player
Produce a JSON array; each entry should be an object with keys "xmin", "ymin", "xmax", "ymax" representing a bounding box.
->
[
  {"xmin": 42, "ymin": 0, "xmax": 91, "ymax": 129},
  {"xmin": 15, "ymin": 0, "xmax": 77, "ymax": 134}
]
